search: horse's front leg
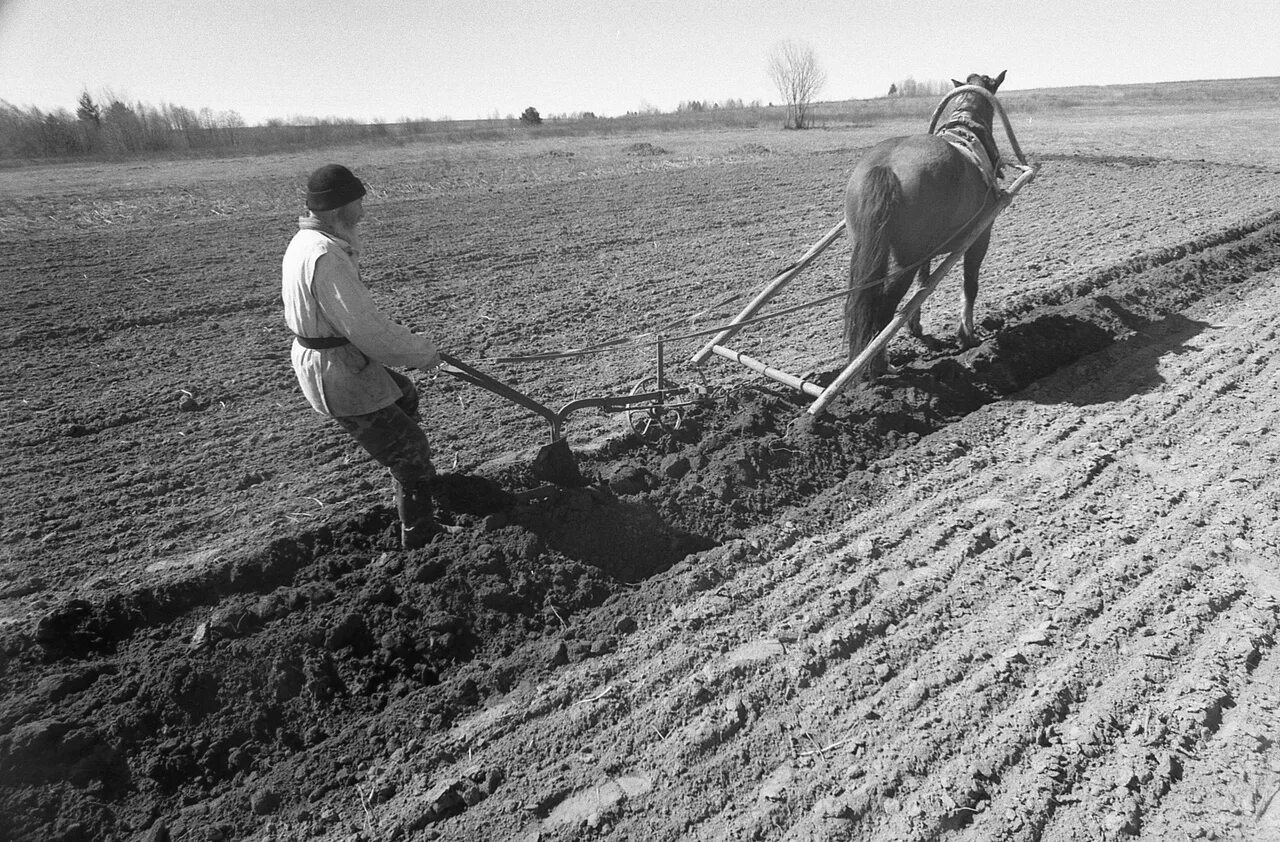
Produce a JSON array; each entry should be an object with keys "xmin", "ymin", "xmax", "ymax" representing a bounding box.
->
[{"xmin": 959, "ymin": 227, "xmax": 993, "ymax": 348}]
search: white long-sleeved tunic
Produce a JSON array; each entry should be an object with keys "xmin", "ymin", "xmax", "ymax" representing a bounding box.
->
[{"xmin": 281, "ymin": 217, "xmax": 439, "ymax": 417}]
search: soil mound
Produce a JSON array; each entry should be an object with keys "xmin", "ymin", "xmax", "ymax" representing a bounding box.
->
[{"xmin": 624, "ymin": 142, "xmax": 669, "ymax": 156}]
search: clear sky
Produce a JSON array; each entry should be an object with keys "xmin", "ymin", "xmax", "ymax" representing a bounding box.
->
[{"xmin": 1, "ymin": 0, "xmax": 1276, "ymax": 125}]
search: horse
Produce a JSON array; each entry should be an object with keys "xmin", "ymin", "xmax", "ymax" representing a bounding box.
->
[{"xmin": 842, "ymin": 70, "xmax": 1007, "ymax": 378}]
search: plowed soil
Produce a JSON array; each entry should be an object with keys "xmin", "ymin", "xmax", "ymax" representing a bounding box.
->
[{"xmin": 3, "ymin": 94, "xmax": 1280, "ymax": 842}]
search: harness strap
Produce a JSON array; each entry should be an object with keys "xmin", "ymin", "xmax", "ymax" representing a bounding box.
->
[
  {"xmin": 937, "ymin": 124, "xmax": 1000, "ymax": 190},
  {"xmin": 294, "ymin": 334, "xmax": 351, "ymax": 349}
]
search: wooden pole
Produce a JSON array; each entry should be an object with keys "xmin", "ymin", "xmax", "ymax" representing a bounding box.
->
[
  {"xmin": 807, "ymin": 163, "xmax": 1040, "ymax": 417},
  {"xmin": 710, "ymin": 345, "xmax": 826, "ymax": 397},
  {"xmin": 690, "ymin": 219, "xmax": 846, "ymax": 365}
]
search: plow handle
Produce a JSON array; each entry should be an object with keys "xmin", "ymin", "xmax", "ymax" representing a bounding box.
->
[{"xmin": 437, "ymin": 353, "xmax": 564, "ymax": 442}]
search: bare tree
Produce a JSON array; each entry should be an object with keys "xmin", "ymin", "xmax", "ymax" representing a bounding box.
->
[{"xmin": 766, "ymin": 39, "xmax": 827, "ymax": 129}]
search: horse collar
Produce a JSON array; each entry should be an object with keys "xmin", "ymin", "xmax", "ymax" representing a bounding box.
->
[
  {"xmin": 937, "ymin": 126, "xmax": 1000, "ymax": 189},
  {"xmin": 940, "ymin": 112, "xmax": 990, "ymax": 142},
  {"xmin": 938, "ymin": 113, "xmax": 1000, "ymax": 178}
]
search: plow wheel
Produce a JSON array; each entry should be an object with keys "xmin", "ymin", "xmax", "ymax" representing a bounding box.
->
[{"xmin": 627, "ymin": 376, "xmax": 684, "ymax": 440}]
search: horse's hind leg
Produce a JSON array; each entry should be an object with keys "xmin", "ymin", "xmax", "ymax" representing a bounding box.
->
[
  {"xmin": 959, "ymin": 227, "xmax": 992, "ymax": 348},
  {"xmin": 876, "ymin": 257, "xmax": 915, "ymax": 372},
  {"xmin": 907, "ymin": 259, "xmax": 931, "ymax": 338}
]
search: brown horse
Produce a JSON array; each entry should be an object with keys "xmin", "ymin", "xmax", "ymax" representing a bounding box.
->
[{"xmin": 843, "ymin": 70, "xmax": 1006, "ymax": 377}]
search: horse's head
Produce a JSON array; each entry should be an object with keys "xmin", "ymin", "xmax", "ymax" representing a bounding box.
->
[
  {"xmin": 946, "ymin": 70, "xmax": 1006, "ymax": 128},
  {"xmin": 952, "ymin": 71, "xmax": 1006, "ymax": 94}
]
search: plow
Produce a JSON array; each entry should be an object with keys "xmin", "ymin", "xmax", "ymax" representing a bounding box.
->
[
  {"xmin": 439, "ymin": 347, "xmax": 703, "ymax": 487},
  {"xmin": 443, "ymin": 85, "xmax": 1039, "ymax": 485}
]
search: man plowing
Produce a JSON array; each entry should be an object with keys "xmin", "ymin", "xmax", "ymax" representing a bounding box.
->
[{"xmin": 281, "ymin": 163, "xmax": 450, "ymax": 549}]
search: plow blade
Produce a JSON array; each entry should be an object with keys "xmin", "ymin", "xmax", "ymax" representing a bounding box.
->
[{"xmin": 438, "ymin": 353, "xmax": 586, "ymax": 487}]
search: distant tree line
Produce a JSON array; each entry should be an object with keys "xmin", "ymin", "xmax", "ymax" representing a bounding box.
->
[
  {"xmin": 0, "ymin": 90, "xmax": 445, "ymax": 161},
  {"xmin": 0, "ymin": 90, "xmax": 782, "ymax": 163},
  {"xmin": 676, "ymin": 97, "xmax": 760, "ymax": 113},
  {"xmin": 886, "ymin": 77, "xmax": 952, "ymax": 98},
  {"xmin": 0, "ymin": 91, "xmax": 250, "ymax": 159}
]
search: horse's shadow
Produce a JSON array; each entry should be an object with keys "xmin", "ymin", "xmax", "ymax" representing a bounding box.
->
[
  {"xmin": 848, "ymin": 300, "xmax": 1211, "ymax": 410},
  {"xmin": 1011, "ymin": 306, "xmax": 1211, "ymax": 407}
]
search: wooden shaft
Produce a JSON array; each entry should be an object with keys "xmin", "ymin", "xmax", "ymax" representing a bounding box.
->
[
  {"xmin": 711, "ymin": 345, "xmax": 826, "ymax": 398},
  {"xmin": 690, "ymin": 219, "xmax": 846, "ymax": 365}
]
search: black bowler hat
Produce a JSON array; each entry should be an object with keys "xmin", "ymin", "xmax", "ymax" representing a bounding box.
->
[{"xmin": 306, "ymin": 164, "xmax": 367, "ymax": 211}]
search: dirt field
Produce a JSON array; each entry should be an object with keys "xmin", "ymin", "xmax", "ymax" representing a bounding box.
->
[{"xmin": 3, "ymin": 88, "xmax": 1280, "ymax": 841}]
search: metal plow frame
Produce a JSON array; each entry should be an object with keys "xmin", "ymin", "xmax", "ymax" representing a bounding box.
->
[{"xmin": 439, "ymin": 347, "xmax": 703, "ymax": 485}]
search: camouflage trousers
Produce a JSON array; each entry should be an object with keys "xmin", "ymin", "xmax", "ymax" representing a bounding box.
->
[{"xmin": 332, "ymin": 369, "xmax": 437, "ymax": 541}]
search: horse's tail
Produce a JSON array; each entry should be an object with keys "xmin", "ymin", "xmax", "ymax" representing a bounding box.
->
[{"xmin": 843, "ymin": 165, "xmax": 900, "ymax": 362}]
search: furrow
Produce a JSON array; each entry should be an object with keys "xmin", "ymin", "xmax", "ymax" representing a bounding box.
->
[
  {"xmin": 1038, "ymin": 591, "xmax": 1279, "ymax": 841},
  {"xmin": 946, "ymin": 564, "xmax": 1260, "ymax": 841},
  {"xmin": 1135, "ymin": 618, "xmax": 1280, "ymax": 841}
]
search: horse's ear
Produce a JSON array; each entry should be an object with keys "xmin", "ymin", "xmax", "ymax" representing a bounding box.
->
[
  {"xmin": 992, "ymin": 70, "xmax": 1006, "ymax": 91},
  {"xmin": 951, "ymin": 78, "xmax": 963, "ymax": 88}
]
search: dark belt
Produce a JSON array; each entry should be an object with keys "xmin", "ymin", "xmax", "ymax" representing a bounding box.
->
[{"xmin": 294, "ymin": 334, "xmax": 350, "ymax": 350}]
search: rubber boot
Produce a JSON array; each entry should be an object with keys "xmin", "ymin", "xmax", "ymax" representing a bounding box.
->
[{"xmin": 396, "ymin": 481, "xmax": 438, "ymax": 550}]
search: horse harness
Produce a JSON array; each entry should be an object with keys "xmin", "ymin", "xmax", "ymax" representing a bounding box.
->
[{"xmin": 935, "ymin": 113, "xmax": 1001, "ymax": 191}]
